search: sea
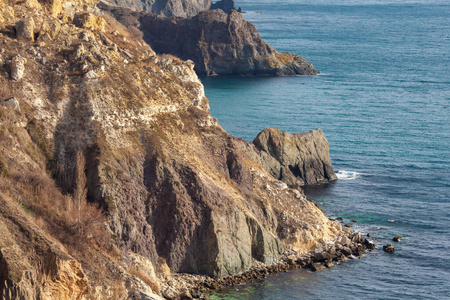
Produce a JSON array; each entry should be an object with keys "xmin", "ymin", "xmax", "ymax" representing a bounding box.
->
[{"xmin": 201, "ymin": 0, "xmax": 450, "ymax": 299}]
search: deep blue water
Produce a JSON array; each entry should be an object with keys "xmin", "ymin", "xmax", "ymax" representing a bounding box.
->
[{"xmin": 203, "ymin": 0, "xmax": 450, "ymax": 299}]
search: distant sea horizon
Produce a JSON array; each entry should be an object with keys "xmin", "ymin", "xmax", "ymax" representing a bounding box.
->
[{"xmin": 203, "ymin": 0, "xmax": 450, "ymax": 298}]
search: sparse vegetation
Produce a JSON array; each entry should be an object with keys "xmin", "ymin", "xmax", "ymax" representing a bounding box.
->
[
  {"xmin": 0, "ymin": 158, "xmax": 9, "ymax": 177},
  {"xmin": 129, "ymin": 266, "xmax": 160, "ymax": 294}
]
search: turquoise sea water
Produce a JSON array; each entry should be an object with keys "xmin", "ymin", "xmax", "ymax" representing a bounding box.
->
[{"xmin": 203, "ymin": 0, "xmax": 450, "ymax": 299}]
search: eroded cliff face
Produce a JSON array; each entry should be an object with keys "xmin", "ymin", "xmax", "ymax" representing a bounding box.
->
[
  {"xmin": 100, "ymin": 4, "xmax": 319, "ymax": 76},
  {"xmin": 102, "ymin": 0, "xmax": 212, "ymax": 18},
  {"xmin": 1, "ymin": 0, "xmax": 342, "ymax": 298}
]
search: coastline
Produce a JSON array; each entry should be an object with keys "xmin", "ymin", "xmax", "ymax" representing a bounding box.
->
[{"xmin": 158, "ymin": 223, "xmax": 375, "ymax": 299}]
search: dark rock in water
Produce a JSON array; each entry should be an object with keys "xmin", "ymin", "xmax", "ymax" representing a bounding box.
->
[
  {"xmin": 364, "ymin": 239, "xmax": 375, "ymax": 250},
  {"xmin": 352, "ymin": 220, "xmax": 357, "ymax": 223},
  {"xmin": 393, "ymin": 236, "xmax": 403, "ymax": 242},
  {"xmin": 367, "ymin": 233, "xmax": 371, "ymax": 237},
  {"xmin": 336, "ymin": 217, "xmax": 344, "ymax": 221},
  {"xmin": 314, "ymin": 251, "xmax": 331, "ymax": 263},
  {"xmin": 341, "ymin": 247, "xmax": 352, "ymax": 257},
  {"xmin": 251, "ymin": 128, "xmax": 337, "ymax": 186},
  {"xmin": 344, "ymin": 223, "xmax": 352, "ymax": 228},
  {"xmin": 383, "ymin": 244, "xmax": 396, "ymax": 253}
]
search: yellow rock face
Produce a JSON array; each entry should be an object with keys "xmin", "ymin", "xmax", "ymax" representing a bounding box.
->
[
  {"xmin": 0, "ymin": 1, "xmax": 15, "ymax": 25},
  {"xmin": 40, "ymin": 19, "xmax": 61, "ymax": 39},
  {"xmin": 25, "ymin": 0, "xmax": 42, "ymax": 10},
  {"xmin": 73, "ymin": 12, "xmax": 106, "ymax": 32}
]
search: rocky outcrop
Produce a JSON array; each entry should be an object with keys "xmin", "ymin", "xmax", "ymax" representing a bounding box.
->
[
  {"xmin": 74, "ymin": 12, "xmax": 106, "ymax": 31},
  {"xmin": 249, "ymin": 128, "xmax": 337, "ymax": 186},
  {"xmin": 139, "ymin": 9, "xmax": 318, "ymax": 75},
  {"xmin": 102, "ymin": 0, "xmax": 212, "ymax": 18},
  {"xmin": 100, "ymin": 4, "xmax": 319, "ymax": 76},
  {"xmin": 15, "ymin": 18, "xmax": 35, "ymax": 41}
]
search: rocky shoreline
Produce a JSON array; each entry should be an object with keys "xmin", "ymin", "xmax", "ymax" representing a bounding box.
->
[
  {"xmin": 0, "ymin": 0, "xmax": 375, "ymax": 298},
  {"xmin": 157, "ymin": 225, "xmax": 375, "ymax": 299}
]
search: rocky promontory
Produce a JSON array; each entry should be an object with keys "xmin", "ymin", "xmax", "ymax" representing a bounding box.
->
[
  {"xmin": 100, "ymin": 3, "xmax": 319, "ymax": 76},
  {"xmin": 1, "ymin": 0, "xmax": 358, "ymax": 299}
]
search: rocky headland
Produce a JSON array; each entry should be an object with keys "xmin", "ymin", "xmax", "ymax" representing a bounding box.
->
[
  {"xmin": 99, "ymin": 3, "xmax": 319, "ymax": 76},
  {"xmin": 100, "ymin": 0, "xmax": 238, "ymax": 18},
  {"xmin": 101, "ymin": 0, "xmax": 212, "ymax": 18},
  {"xmin": 1, "ymin": 0, "xmax": 369, "ymax": 299}
]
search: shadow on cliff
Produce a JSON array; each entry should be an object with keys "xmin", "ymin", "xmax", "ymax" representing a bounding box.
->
[{"xmin": 142, "ymin": 144, "xmax": 221, "ymax": 276}]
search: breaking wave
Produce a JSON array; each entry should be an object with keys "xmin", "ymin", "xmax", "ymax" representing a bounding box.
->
[{"xmin": 336, "ymin": 170, "xmax": 360, "ymax": 180}]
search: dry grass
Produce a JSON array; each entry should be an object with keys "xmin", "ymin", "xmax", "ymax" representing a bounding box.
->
[
  {"xmin": 129, "ymin": 266, "xmax": 160, "ymax": 294},
  {"xmin": 0, "ymin": 107, "xmax": 110, "ymax": 253},
  {"xmin": 0, "ymin": 77, "xmax": 13, "ymax": 101}
]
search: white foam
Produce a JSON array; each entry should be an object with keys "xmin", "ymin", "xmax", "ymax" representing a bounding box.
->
[{"xmin": 336, "ymin": 170, "xmax": 360, "ymax": 180}]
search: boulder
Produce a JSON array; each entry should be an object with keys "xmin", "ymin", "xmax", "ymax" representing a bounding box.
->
[
  {"xmin": 310, "ymin": 263, "xmax": 325, "ymax": 272},
  {"xmin": 162, "ymin": 286, "xmax": 178, "ymax": 299},
  {"xmin": 351, "ymin": 232, "xmax": 364, "ymax": 244},
  {"xmin": 314, "ymin": 251, "xmax": 331, "ymax": 262},
  {"xmin": 2, "ymin": 97, "xmax": 20, "ymax": 111},
  {"xmin": 10, "ymin": 55, "xmax": 26, "ymax": 81},
  {"xmin": 339, "ymin": 236, "xmax": 351, "ymax": 246},
  {"xmin": 383, "ymin": 244, "xmax": 395, "ymax": 253},
  {"xmin": 340, "ymin": 247, "xmax": 352, "ymax": 257},
  {"xmin": 15, "ymin": 18, "xmax": 35, "ymax": 41},
  {"xmin": 252, "ymin": 128, "xmax": 337, "ymax": 186},
  {"xmin": 74, "ymin": 12, "xmax": 106, "ymax": 32},
  {"xmin": 40, "ymin": 19, "xmax": 61, "ymax": 40}
]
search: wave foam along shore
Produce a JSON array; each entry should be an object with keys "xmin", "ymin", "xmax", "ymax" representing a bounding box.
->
[{"xmin": 336, "ymin": 170, "xmax": 360, "ymax": 180}]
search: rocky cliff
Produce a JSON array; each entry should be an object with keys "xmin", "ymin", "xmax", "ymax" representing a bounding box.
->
[
  {"xmin": 100, "ymin": 3, "xmax": 319, "ymax": 76},
  {"xmin": 1, "ymin": 0, "xmax": 349, "ymax": 298},
  {"xmin": 101, "ymin": 0, "xmax": 211, "ymax": 18}
]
